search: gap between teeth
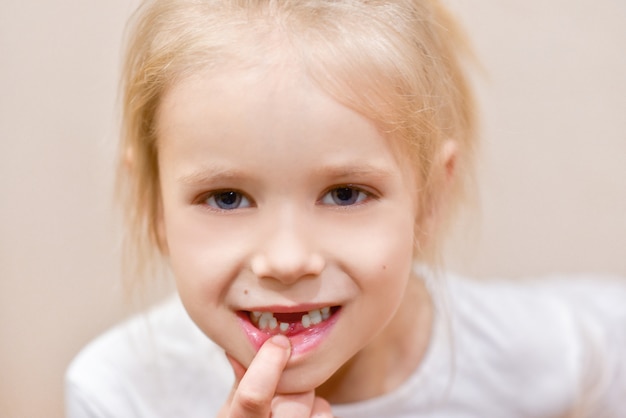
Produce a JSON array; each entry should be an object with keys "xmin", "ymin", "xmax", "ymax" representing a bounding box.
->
[{"xmin": 252, "ymin": 307, "xmax": 331, "ymax": 332}]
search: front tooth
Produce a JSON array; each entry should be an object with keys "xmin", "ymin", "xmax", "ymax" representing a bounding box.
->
[
  {"xmin": 279, "ymin": 322, "xmax": 289, "ymax": 333},
  {"xmin": 301, "ymin": 314, "xmax": 311, "ymax": 328},
  {"xmin": 258, "ymin": 312, "xmax": 274, "ymax": 329},
  {"xmin": 309, "ymin": 309, "xmax": 322, "ymax": 325},
  {"xmin": 251, "ymin": 311, "xmax": 262, "ymax": 322},
  {"xmin": 269, "ymin": 316, "xmax": 278, "ymax": 330}
]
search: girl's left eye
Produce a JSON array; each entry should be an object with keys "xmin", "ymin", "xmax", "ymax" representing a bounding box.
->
[
  {"xmin": 319, "ymin": 186, "xmax": 369, "ymax": 206},
  {"xmin": 204, "ymin": 190, "xmax": 251, "ymax": 210}
]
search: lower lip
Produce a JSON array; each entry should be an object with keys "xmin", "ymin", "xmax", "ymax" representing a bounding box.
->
[{"xmin": 237, "ymin": 309, "xmax": 341, "ymax": 357}]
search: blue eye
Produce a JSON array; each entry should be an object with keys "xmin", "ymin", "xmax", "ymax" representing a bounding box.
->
[
  {"xmin": 320, "ymin": 186, "xmax": 368, "ymax": 206},
  {"xmin": 205, "ymin": 190, "xmax": 251, "ymax": 210}
]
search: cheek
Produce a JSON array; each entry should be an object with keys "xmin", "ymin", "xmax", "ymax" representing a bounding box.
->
[
  {"xmin": 324, "ymin": 208, "xmax": 416, "ymax": 330},
  {"xmin": 359, "ymin": 228, "xmax": 414, "ymax": 309},
  {"xmin": 330, "ymin": 210, "xmax": 415, "ymax": 278},
  {"xmin": 360, "ymin": 211, "xmax": 415, "ymax": 280},
  {"xmin": 162, "ymin": 212, "xmax": 257, "ymax": 355},
  {"xmin": 162, "ymin": 209, "xmax": 250, "ymax": 298}
]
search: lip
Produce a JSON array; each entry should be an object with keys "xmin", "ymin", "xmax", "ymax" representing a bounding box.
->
[
  {"xmin": 237, "ymin": 306, "xmax": 341, "ymax": 357},
  {"xmin": 245, "ymin": 303, "xmax": 336, "ymax": 314}
]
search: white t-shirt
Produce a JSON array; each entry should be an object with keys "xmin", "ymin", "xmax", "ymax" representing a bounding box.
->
[{"xmin": 65, "ymin": 273, "xmax": 626, "ymax": 417}]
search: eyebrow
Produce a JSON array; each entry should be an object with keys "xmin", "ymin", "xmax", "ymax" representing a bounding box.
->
[
  {"xmin": 176, "ymin": 162, "xmax": 397, "ymax": 185},
  {"xmin": 177, "ymin": 165, "xmax": 249, "ymax": 185},
  {"xmin": 313, "ymin": 163, "xmax": 397, "ymax": 181}
]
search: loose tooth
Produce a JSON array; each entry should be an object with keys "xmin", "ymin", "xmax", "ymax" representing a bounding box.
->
[
  {"xmin": 259, "ymin": 315, "xmax": 269, "ymax": 329},
  {"xmin": 259, "ymin": 312, "xmax": 274, "ymax": 330},
  {"xmin": 269, "ymin": 317, "xmax": 278, "ymax": 330},
  {"xmin": 279, "ymin": 322, "xmax": 289, "ymax": 332},
  {"xmin": 309, "ymin": 309, "xmax": 322, "ymax": 325},
  {"xmin": 302, "ymin": 314, "xmax": 311, "ymax": 328}
]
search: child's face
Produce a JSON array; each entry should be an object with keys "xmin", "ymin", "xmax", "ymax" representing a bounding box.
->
[{"xmin": 157, "ymin": 63, "xmax": 421, "ymax": 394}]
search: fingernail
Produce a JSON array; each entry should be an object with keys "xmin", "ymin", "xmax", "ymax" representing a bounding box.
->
[{"xmin": 269, "ymin": 334, "xmax": 290, "ymax": 349}]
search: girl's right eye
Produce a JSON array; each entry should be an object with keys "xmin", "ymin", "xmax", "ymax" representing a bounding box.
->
[{"xmin": 203, "ymin": 190, "xmax": 252, "ymax": 210}]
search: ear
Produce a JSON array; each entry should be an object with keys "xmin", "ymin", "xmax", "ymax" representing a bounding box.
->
[
  {"xmin": 413, "ymin": 140, "xmax": 458, "ymax": 257},
  {"xmin": 124, "ymin": 146, "xmax": 134, "ymax": 170},
  {"xmin": 439, "ymin": 139, "xmax": 458, "ymax": 182},
  {"xmin": 155, "ymin": 198, "xmax": 169, "ymax": 256},
  {"xmin": 428, "ymin": 139, "xmax": 458, "ymax": 214}
]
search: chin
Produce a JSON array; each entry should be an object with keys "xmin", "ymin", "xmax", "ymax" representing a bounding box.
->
[{"xmin": 276, "ymin": 364, "xmax": 335, "ymax": 394}]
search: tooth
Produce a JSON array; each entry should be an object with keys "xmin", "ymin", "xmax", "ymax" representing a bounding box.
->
[
  {"xmin": 301, "ymin": 314, "xmax": 311, "ymax": 328},
  {"xmin": 321, "ymin": 307, "xmax": 331, "ymax": 320},
  {"xmin": 251, "ymin": 311, "xmax": 262, "ymax": 319},
  {"xmin": 269, "ymin": 316, "xmax": 278, "ymax": 330},
  {"xmin": 279, "ymin": 322, "xmax": 289, "ymax": 333},
  {"xmin": 258, "ymin": 312, "xmax": 273, "ymax": 329},
  {"xmin": 309, "ymin": 309, "xmax": 322, "ymax": 325}
]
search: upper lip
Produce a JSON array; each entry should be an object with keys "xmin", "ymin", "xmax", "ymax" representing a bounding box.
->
[{"xmin": 238, "ymin": 303, "xmax": 339, "ymax": 314}]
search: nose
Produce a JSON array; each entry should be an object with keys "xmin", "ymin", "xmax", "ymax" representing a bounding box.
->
[{"xmin": 250, "ymin": 211, "xmax": 325, "ymax": 285}]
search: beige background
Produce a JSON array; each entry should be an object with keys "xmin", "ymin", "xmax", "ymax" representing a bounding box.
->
[{"xmin": 1, "ymin": 1, "xmax": 624, "ymax": 416}]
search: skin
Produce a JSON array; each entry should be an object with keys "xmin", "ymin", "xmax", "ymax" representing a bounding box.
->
[
  {"xmin": 217, "ymin": 336, "xmax": 333, "ymax": 417},
  {"xmin": 156, "ymin": 60, "xmax": 436, "ymax": 415}
]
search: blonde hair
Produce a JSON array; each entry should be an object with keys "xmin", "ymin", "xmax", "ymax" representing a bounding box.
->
[{"xmin": 118, "ymin": 0, "xmax": 478, "ymax": 286}]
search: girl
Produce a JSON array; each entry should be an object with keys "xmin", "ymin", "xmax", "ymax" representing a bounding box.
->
[{"xmin": 66, "ymin": 0, "xmax": 626, "ymax": 417}]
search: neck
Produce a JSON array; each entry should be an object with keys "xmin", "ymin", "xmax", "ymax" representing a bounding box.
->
[{"xmin": 315, "ymin": 273, "xmax": 433, "ymax": 404}]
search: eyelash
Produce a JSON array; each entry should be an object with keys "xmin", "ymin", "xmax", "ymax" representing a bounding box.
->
[
  {"xmin": 199, "ymin": 189, "xmax": 254, "ymax": 212},
  {"xmin": 317, "ymin": 185, "xmax": 376, "ymax": 207},
  {"xmin": 196, "ymin": 185, "xmax": 377, "ymax": 211}
]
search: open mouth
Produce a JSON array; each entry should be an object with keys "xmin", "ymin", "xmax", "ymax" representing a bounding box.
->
[
  {"xmin": 237, "ymin": 305, "xmax": 342, "ymax": 355},
  {"xmin": 244, "ymin": 306, "xmax": 341, "ymax": 337}
]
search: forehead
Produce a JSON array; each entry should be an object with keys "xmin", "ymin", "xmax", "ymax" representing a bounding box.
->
[
  {"xmin": 152, "ymin": 6, "xmax": 420, "ymax": 167},
  {"xmin": 155, "ymin": 63, "xmax": 417, "ymax": 187}
]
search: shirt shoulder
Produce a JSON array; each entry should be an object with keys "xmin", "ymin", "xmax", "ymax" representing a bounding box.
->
[
  {"xmin": 65, "ymin": 295, "xmax": 232, "ymax": 418},
  {"xmin": 446, "ymin": 273, "xmax": 626, "ymax": 416}
]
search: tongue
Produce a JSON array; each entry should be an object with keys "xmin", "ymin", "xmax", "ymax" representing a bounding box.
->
[{"xmin": 273, "ymin": 312, "xmax": 306, "ymax": 323}]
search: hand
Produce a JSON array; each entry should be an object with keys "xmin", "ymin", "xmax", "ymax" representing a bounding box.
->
[{"xmin": 218, "ymin": 335, "xmax": 333, "ymax": 417}]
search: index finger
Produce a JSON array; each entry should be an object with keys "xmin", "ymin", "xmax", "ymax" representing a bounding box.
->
[{"xmin": 229, "ymin": 335, "xmax": 291, "ymax": 418}]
